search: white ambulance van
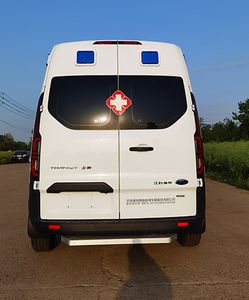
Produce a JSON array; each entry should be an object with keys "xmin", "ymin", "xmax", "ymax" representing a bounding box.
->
[{"xmin": 28, "ymin": 40, "xmax": 205, "ymax": 251}]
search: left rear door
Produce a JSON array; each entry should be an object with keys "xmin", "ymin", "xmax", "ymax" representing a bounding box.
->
[{"xmin": 39, "ymin": 43, "xmax": 120, "ymax": 220}]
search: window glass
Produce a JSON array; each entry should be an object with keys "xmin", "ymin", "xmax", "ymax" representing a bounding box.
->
[
  {"xmin": 119, "ymin": 76, "xmax": 187, "ymax": 129},
  {"xmin": 48, "ymin": 76, "xmax": 118, "ymax": 129},
  {"xmin": 48, "ymin": 76, "xmax": 187, "ymax": 130}
]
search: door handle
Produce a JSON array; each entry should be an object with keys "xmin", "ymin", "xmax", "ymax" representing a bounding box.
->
[{"xmin": 129, "ymin": 146, "xmax": 154, "ymax": 152}]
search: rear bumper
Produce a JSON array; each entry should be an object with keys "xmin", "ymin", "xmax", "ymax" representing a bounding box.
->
[{"xmin": 28, "ymin": 181, "xmax": 206, "ymax": 237}]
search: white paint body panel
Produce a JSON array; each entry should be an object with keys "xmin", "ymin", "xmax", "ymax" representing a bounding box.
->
[
  {"xmin": 40, "ymin": 43, "xmax": 119, "ymax": 219},
  {"xmin": 40, "ymin": 116, "xmax": 119, "ymax": 220},
  {"xmin": 119, "ymin": 122, "xmax": 197, "ymax": 218},
  {"xmin": 118, "ymin": 43, "xmax": 196, "ymax": 218},
  {"xmin": 39, "ymin": 40, "xmax": 197, "ymax": 220}
]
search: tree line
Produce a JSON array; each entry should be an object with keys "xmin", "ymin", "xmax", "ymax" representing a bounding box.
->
[
  {"xmin": 200, "ymin": 98, "xmax": 249, "ymax": 143},
  {"xmin": 0, "ymin": 133, "xmax": 30, "ymax": 151}
]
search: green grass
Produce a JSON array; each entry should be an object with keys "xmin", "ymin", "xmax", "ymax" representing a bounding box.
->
[
  {"xmin": 0, "ymin": 151, "xmax": 13, "ymax": 164},
  {"xmin": 204, "ymin": 141, "xmax": 249, "ymax": 189}
]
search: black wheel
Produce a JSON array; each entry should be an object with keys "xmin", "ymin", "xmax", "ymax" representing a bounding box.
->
[
  {"xmin": 31, "ymin": 236, "xmax": 57, "ymax": 252},
  {"xmin": 177, "ymin": 232, "xmax": 201, "ymax": 247},
  {"xmin": 28, "ymin": 218, "xmax": 60, "ymax": 251}
]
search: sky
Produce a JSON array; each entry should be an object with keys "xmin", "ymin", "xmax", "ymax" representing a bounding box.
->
[{"xmin": 0, "ymin": 0, "xmax": 249, "ymax": 141}]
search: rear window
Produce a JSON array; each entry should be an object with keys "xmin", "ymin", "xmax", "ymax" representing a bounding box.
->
[
  {"xmin": 48, "ymin": 76, "xmax": 187, "ymax": 130},
  {"xmin": 48, "ymin": 76, "xmax": 118, "ymax": 129},
  {"xmin": 119, "ymin": 76, "xmax": 187, "ymax": 129}
]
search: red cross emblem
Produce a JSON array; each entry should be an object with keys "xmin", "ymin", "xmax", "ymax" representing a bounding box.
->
[{"xmin": 106, "ymin": 90, "xmax": 132, "ymax": 115}]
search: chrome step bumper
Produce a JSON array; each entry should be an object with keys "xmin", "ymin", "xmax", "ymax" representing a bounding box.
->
[{"xmin": 61, "ymin": 234, "xmax": 176, "ymax": 246}]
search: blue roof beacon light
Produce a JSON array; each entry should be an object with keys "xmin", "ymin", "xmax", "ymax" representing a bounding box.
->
[
  {"xmin": 141, "ymin": 51, "xmax": 159, "ymax": 65},
  {"xmin": 77, "ymin": 51, "xmax": 94, "ymax": 64}
]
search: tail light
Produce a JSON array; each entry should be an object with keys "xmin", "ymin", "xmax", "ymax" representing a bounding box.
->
[
  {"xmin": 49, "ymin": 224, "xmax": 60, "ymax": 230},
  {"xmin": 93, "ymin": 40, "xmax": 142, "ymax": 45},
  {"xmin": 195, "ymin": 135, "xmax": 204, "ymax": 176},
  {"xmin": 93, "ymin": 41, "xmax": 116, "ymax": 45},
  {"xmin": 191, "ymin": 93, "xmax": 205, "ymax": 177},
  {"xmin": 177, "ymin": 221, "xmax": 189, "ymax": 227},
  {"xmin": 118, "ymin": 41, "xmax": 142, "ymax": 45},
  {"xmin": 31, "ymin": 94, "xmax": 43, "ymax": 179},
  {"xmin": 31, "ymin": 135, "xmax": 41, "ymax": 178}
]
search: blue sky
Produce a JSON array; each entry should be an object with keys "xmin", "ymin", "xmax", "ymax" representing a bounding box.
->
[{"xmin": 0, "ymin": 0, "xmax": 249, "ymax": 141}]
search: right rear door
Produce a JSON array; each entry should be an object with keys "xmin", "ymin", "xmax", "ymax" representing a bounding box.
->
[{"xmin": 117, "ymin": 43, "xmax": 198, "ymax": 219}]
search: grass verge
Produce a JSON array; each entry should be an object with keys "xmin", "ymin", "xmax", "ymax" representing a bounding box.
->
[
  {"xmin": 0, "ymin": 151, "xmax": 13, "ymax": 164},
  {"xmin": 204, "ymin": 141, "xmax": 249, "ymax": 190}
]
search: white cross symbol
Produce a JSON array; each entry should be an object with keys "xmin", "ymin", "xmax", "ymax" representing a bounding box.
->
[{"xmin": 110, "ymin": 94, "xmax": 127, "ymax": 111}]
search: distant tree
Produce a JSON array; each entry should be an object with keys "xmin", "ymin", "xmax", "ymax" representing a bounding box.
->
[
  {"xmin": 201, "ymin": 99, "xmax": 249, "ymax": 143},
  {"xmin": 200, "ymin": 118, "xmax": 240, "ymax": 142},
  {"xmin": 0, "ymin": 133, "xmax": 29, "ymax": 151},
  {"xmin": 211, "ymin": 122, "xmax": 226, "ymax": 142},
  {"xmin": 0, "ymin": 133, "xmax": 15, "ymax": 150},
  {"xmin": 232, "ymin": 98, "xmax": 249, "ymax": 139},
  {"xmin": 27, "ymin": 136, "xmax": 32, "ymax": 150},
  {"xmin": 200, "ymin": 118, "xmax": 213, "ymax": 143},
  {"xmin": 14, "ymin": 141, "xmax": 29, "ymax": 150},
  {"xmin": 222, "ymin": 118, "xmax": 241, "ymax": 141}
]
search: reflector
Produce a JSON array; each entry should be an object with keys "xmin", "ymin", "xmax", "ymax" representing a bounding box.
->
[
  {"xmin": 49, "ymin": 224, "xmax": 60, "ymax": 230},
  {"xmin": 177, "ymin": 221, "xmax": 189, "ymax": 227},
  {"xmin": 31, "ymin": 135, "xmax": 41, "ymax": 178}
]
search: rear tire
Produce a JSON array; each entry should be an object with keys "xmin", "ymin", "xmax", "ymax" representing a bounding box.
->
[
  {"xmin": 177, "ymin": 232, "xmax": 201, "ymax": 247},
  {"xmin": 31, "ymin": 236, "xmax": 57, "ymax": 252}
]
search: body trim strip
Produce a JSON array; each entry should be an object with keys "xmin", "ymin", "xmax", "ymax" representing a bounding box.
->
[{"xmin": 46, "ymin": 182, "xmax": 113, "ymax": 194}]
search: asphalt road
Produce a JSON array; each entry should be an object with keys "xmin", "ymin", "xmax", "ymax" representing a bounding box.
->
[{"xmin": 0, "ymin": 164, "xmax": 249, "ymax": 299}]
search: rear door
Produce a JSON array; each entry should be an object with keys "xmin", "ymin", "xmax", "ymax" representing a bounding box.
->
[
  {"xmin": 118, "ymin": 43, "xmax": 198, "ymax": 219},
  {"xmin": 39, "ymin": 43, "xmax": 120, "ymax": 220}
]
